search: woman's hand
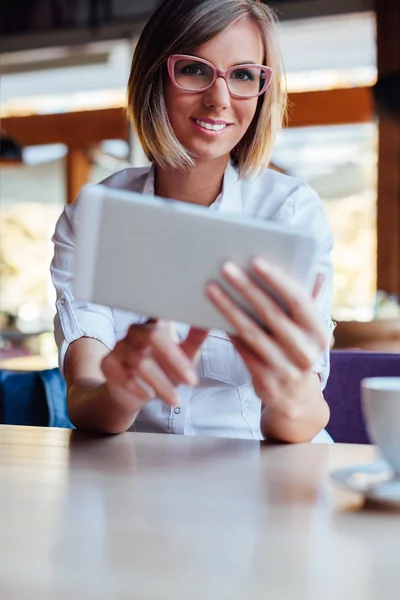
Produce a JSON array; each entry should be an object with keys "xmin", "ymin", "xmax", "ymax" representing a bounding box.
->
[
  {"xmin": 101, "ymin": 320, "xmax": 208, "ymax": 409},
  {"xmin": 206, "ymin": 258, "xmax": 330, "ymax": 442}
]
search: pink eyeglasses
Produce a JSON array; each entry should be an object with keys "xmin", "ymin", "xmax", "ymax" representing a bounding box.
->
[{"xmin": 167, "ymin": 54, "xmax": 273, "ymax": 99}]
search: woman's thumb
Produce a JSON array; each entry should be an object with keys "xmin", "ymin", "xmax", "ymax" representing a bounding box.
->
[{"xmin": 180, "ymin": 327, "xmax": 209, "ymax": 360}]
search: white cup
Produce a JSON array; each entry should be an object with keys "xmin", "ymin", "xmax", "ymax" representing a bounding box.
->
[{"xmin": 361, "ymin": 377, "xmax": 400, "ymax": 475}]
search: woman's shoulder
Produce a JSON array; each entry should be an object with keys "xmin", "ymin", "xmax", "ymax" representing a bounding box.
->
[
  {"xmin": 243, "ymin": 166, "xmax": 316, "ymax": 199},
  {"xmin": 99, "ymin": 166, "xmax": 152, "ymax": 193},
  {"xmin": 60, "ymin": 166, "xmax": 152, "ymax": 229},
  {"xmin": 238, "ymin": 166, "xmax": 321, "ymax": 219}
]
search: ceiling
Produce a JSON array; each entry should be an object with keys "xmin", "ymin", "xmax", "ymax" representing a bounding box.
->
[
  {"xmin": 1, "ymin": 11, "xmax": 376, "ymax": 113},
  {"xmin": 0, "ymin": 0, "xmax": 374, "ymax": 53}
]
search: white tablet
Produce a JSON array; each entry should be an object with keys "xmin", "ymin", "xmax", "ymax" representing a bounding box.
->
[{"xmin": 74, "ymin": 183, "xmax": 317, "ymax": 333}]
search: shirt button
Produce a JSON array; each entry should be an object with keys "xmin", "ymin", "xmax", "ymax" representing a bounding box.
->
[
  {"xmin": 174, "ymin": 407, "xmax": 181, "ymax": 415},
  {"xmin": 60, "ymin": 298, "xmax": 66, "ymax": 305}
]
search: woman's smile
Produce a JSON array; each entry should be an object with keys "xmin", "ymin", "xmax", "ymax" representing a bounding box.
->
[{"xmin": 190, "ymin": 117, "xmax": 234, "ymax": 137}]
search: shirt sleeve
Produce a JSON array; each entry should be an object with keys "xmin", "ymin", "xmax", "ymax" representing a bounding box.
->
[
  {"xmin": 50, "ymin": 198, "xmax": 116, "ymax": 377},
  {"xmin": 290, "ymin": 182, "xmax": 336, "ymax": 390}
]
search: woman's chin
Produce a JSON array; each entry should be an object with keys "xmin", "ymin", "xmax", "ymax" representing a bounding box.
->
[{"xmin": 188, "ymin": 145, "xmax": 232, "ymax": 164}]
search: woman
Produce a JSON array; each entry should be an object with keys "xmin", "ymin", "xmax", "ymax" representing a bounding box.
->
[{"xmin": 51, "ymin": 0, "xmax": 335, "ymax": 442}]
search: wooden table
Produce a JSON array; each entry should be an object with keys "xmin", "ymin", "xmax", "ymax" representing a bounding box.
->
[{"xmin": 0, "ymin": 426, "xmax": 399, "ymax": 600}]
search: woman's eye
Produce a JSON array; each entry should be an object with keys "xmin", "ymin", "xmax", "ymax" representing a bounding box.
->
[
  {"xmin": 181, "ymin": 64, "xmax": 204, "ymax": 75},
  {"xmin": 232, "ymin": 69, "xmax": 254, "ymax": 81}
]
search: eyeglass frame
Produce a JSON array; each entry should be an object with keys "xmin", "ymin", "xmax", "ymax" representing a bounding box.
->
[{"xmin": 167, "ymin": 54, "xmax": 273, "ymax": 99}]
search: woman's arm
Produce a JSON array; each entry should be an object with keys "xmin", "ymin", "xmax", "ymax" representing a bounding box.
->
[
  {"xmin": 51, "ymin": 199, "xmax": 207, "ymax": 435},
  {"xmin": 65, "ymin": 337, "xmax": 143, "ymax": 434},
  {"xmin": 65, "ymin": 325, "xmax": 208, "ymax": 434},
  {"xmin": 207, "ymin": 259, "xmax": 331, "ymax": 443},
  {"xmin": 260, "ymin": 372, "xmax": 329, "ymax": 443}
]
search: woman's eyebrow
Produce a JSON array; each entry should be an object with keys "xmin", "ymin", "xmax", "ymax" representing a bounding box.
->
[{"xmin": 190, "ymin": 53, "xmax": 258, "ymax": 66}]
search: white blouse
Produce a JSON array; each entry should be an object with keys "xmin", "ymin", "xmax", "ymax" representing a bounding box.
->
[{"xmin": 51, "ymin": 162, "xmax": 335, "ymax": 442}]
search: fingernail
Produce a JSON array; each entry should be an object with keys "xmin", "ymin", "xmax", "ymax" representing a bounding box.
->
[
  {"xmin": 222, "ymin": 261, "xmax": 243, "ymax": 280},
  {"xmin": 252, "ymin": 257, "xmax": 269, "ymax": 272},
  {"xmin": 206, "ymin": 282, "xmax": 221, "ymax": 298},
  {"xmin": 184, "ymin": 369, "xmax": 198, "ymax": 386},
  {"xmin": 171, "ymin": 393, "xmax": 181, "ymax": 407}
]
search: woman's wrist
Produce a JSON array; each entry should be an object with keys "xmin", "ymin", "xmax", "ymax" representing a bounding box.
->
[
  {"xmin": 68, "ymin": 379, "xmax": 143, "ymax": 434},
  {"xmin": 260, "ymin": 373, "xmax": 330, "ymax": 443}
]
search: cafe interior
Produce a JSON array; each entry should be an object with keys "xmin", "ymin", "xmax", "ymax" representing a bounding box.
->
[{"xmin": 1, "ymin": 0, "xmax": 400, "ymax": 598}]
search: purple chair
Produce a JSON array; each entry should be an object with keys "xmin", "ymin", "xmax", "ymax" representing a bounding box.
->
[{"xmin": 324, "ymin": 351, "xmax": 400, "ymax": 444}]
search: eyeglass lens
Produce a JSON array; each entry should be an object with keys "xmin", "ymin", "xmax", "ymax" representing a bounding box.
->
[{"xmin": 173, "ymin": 58, "xmax": 266, "ymax": 97}]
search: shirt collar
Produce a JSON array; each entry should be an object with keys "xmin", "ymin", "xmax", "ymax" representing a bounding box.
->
[
  {"xmin": 218, "ymin": 161, "xmax": 243, "ymax": 215},
  {"xmin": 141, "ymin": 161, "xmax": 243, "ymax": 215},
  {"xmin": 142, "ymin": 164, "xmax": 156, "ymax": 196}
]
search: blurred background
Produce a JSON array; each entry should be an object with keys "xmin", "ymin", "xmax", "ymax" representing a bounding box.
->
[{"xmin": 1, "ymin": 0, "xmax": 399, "ymax": 369}]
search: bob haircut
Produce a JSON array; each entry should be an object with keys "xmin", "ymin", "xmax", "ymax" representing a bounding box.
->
[{"xmin": 127, "ymin": 0, "xmax": 287, "ymax": 178}]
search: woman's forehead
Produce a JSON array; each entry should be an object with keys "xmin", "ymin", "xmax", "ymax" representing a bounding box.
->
[{"xmin": 192, "ymin": 19, "xmax": 264, "ymax": 67}]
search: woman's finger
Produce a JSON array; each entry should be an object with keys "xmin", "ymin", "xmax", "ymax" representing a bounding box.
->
[
  {"xmin": 180, "ymin": 327, "xmax": 209, "ymax": 361},
  {"xmin": 125, "ymin": 321, "xmax": 157, "ymax": 351},
  {"xmin": 102, "ymin": 352, "xmax": 154, "ymax": 401},
  {"xmin": 231, "ymin": 335, "xmax": 301, "ymax": 395},
  {"xmin": 250, "ymin": 258, "xmax": 328, "ymax": 348},
  {"xmin": 113, "ymin": 341, "xmax": 180, "ymax": 406},
  {"xmin": 231, "ymin": 339, "xmax": 289, "ymax": 409},
  {"xmin": 125, "ymin": 324, "xmax": 198, "ymax": 386},
  {"xmin": 221, "ymin": 262, "xmax": 325, "ymax": 370},
  {"xmin": 206, "ymin": 282, "xmax": 295, "ymax": 377},
  {"xmin": 105, "ymin": 344, "xmax": 180, "ymax": 405},
  {"xmin": 136, "ymin": 357, "xmax": 181, "ymax": 407},
  {"xmin": 151, "ymin": 333, "xmax": 199, "ymax": 385},
  {"xmin": 152, "ymin": 348, "xmax": 195, "ymax": 387}
]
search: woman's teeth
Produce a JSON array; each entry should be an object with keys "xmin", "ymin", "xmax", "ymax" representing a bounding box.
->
[{"xmin": 195, "ymin": 119, "xmax": 227, "ymax": 131}]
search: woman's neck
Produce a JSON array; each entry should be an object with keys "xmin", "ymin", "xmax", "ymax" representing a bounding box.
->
[{"xmin": 155, "ymin": 156, "xmax": 229, "ymax": 206}]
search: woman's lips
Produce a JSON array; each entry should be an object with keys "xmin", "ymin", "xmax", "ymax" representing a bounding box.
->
[{"xmin": 190, "ymin": 118, "xmax": 233, "ymax": 136}]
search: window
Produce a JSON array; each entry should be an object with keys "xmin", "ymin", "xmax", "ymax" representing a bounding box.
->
[{"xmin": 272, "ymin": 124, "xmax": 378, "ymax": 320}]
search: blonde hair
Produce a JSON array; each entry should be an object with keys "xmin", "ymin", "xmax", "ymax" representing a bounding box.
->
[{"xmin": 127, "ymin": 0, "xmax": 287, "ymax": 178}]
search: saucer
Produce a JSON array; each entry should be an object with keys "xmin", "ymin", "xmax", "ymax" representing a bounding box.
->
[{"xmin": 330, "ymin": 460, "xmax": 400, "ymax": 507}]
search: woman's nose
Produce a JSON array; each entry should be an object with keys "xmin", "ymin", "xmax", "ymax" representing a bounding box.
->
[{"xmin": 203, "ymin": 76, "xmax": 231, "ymax": 110}]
